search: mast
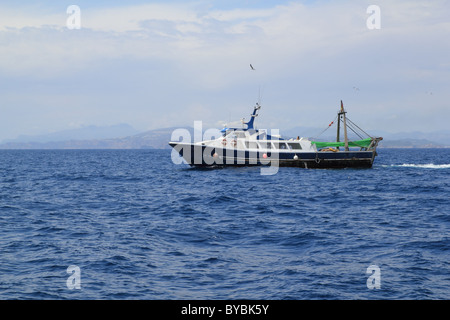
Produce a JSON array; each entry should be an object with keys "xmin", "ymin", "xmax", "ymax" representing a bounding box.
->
[
  {"xmin": 337, "ymin": 100, "xmax": 349, "ymax": 151},
  {"xmin": 336, "ymin": 110, "xmax": 341, "ymax": 147},
  {"xmin": 244, "ymin": 103, "xmax": 261, "ymax": 130}
]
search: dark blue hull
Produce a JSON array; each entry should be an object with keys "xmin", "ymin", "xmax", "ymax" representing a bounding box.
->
[{"xmin": 170, "ymin": 143, "xmax": 377, "ymax": 169}]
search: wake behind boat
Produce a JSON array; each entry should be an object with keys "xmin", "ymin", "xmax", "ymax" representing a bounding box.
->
[{"xmin": 169, "ymin": 101, "xmax": 383, "ymax": 169}]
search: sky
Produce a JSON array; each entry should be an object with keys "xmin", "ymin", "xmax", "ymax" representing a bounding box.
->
[{"xmin": 0, "ymin": 0, "xmax": 449, "ymax": 142}]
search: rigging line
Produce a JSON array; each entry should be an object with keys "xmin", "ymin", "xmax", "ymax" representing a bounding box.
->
[
  {"xmin": 345, "ymin": 118, "xmax": 365, "ymax": 136},
  {"xmin": 346, "ymin": 122, "xmax": 365, "ymax": 140},
  {"xmin": 346, "ymin": 117, "xmax": 373, "ymax": 138},
  {"xmin": 337, "ymin": 115, "xmax": 364, "ymax": 141},
  {"xmin": 311, "ymin": 115, "xmax": 338, "ymax": 140},
  {"xmin": 344, "ymin": 119, "xmax": 363, "ymax": 137}
]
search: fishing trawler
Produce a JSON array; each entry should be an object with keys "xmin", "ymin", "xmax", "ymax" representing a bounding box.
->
[{"xmin": 169, "ymin": 101, "xmax": 383, "ymax": 169}]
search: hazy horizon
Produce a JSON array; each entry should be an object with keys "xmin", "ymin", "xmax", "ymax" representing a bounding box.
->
[
  {"xmin": 2, "ymin": 121, "xmax": 450, "ymax": 146},
  {"xmin": 1, "ymin": 0, "xmax": 449, "ymax": 142}
]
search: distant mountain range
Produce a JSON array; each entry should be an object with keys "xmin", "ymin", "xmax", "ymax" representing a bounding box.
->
[
  {"xmin": 0, "ymin": 126, "xmax": 184, "ymax": 150},
  {"xmin": 0, "ymin": 124, "xmax": 448, "ymax": 149},
  {"xmin": 3, "ymin": 123, "xmax": 139, "ymax": 144}
]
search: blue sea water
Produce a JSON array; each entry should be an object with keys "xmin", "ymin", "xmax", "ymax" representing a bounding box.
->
[{"xmin": 0, "ymin": 148, "xmax": 449, "ymax": 300}]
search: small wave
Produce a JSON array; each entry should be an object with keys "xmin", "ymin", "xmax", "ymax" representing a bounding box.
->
[
  {"xmin": 207, "ymin": 195, "xmax": 238, "ymax": 204},
  {"xmin": 388, "ymin": 164, "xmax": 450, "ymax": 169}
]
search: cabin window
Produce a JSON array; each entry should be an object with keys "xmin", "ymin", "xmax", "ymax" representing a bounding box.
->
[
  {"xmin": 287, "ymin": 142, "xmax": 302, "ymax": 150},
  {"xmin": 272, "ymin": 142, "xmax": 287, "ymax": 149},
  {"xmin": 245, "ymin": 141, "xmax": 259, "ymax": 149},
  {"xmin": 258, "ymin": 142, "xmax": 272, "ymax": 149}
]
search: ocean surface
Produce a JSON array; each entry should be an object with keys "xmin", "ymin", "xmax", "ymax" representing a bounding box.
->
[{"xmin": 0, "ymin": 148, "xmax": 449, "ymax": 300}]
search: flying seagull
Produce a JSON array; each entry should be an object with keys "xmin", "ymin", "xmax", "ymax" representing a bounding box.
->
[{"xmin": 250, "ymin": 64, "xmax": 255, "ymax": 70}]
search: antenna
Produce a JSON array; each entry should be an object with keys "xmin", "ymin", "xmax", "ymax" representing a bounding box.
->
[{"xmin": 257, "ymin": 85, "xmax": 264, "ymax": 105}]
